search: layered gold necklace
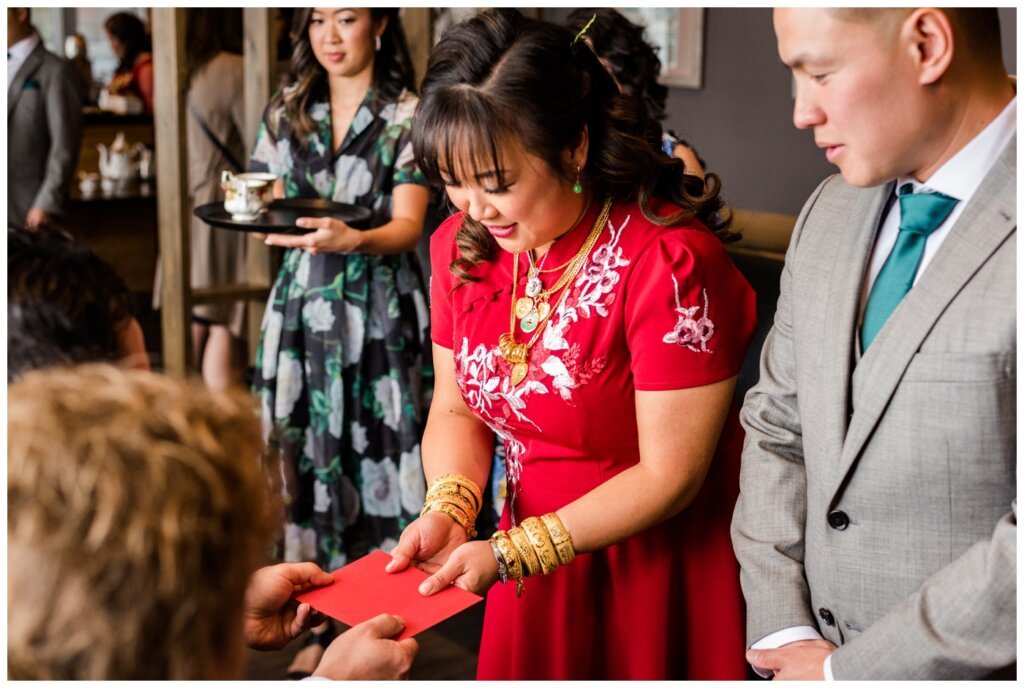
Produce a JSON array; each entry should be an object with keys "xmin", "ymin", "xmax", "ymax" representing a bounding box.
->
[{"xmin": 499, "ymin": 197, "xmax": 613, "ymax": 387}]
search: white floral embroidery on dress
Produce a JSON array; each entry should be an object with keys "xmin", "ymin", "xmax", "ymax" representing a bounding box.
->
[
  {"xmin": 663, "ymin": 277, "xmax": 714, "ymax": 352},
  {"xmin": 452, "ymin": 214, "xmax": 633, "ymax": 504}
]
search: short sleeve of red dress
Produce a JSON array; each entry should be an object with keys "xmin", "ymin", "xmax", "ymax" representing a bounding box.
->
[
  {"xmin": 624, "ymin": 224, "xmax": 756, "ymax": 391},
  {"xmin": 428, "ymin": 212, "xmax": 464, "ymax": 350}
]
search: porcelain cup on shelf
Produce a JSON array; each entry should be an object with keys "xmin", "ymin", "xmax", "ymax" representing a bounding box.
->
[{"xmin": 220, "ymin": 171, "xmax": 276, "ymax": 221}]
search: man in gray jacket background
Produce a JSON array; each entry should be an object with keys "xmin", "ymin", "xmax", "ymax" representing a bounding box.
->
[
  {"xmin": 8, "ymin": 7, "xmax": 83, "ymax": 229},
  {"xmin": 733, "ymin": 8, "xmax": 1015, "ymax": 680}
]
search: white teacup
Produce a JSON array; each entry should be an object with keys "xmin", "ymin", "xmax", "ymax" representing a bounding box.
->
[{"xmin": 221, "ymin": 171, "xmax": 277, "ymax": 221}]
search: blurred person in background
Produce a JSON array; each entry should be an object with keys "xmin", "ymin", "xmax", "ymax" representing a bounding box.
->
[
  {"xmin": 153, "ymin": 8, "xmax": 249, "ymax": 390},
  {"xmin": 7, "ymin": 7, "xmax": 83, "ymax": 230},
  {"xmin": 103, "ymin": 12, "xmax": 154, "ymax": 113},
  {"xmin": 568, "ymin": 8, "xmax": 707, "ymax": 179},
  {"xmin": 8, "ymin": 225, "xmax": 149, "ymax": 380}
]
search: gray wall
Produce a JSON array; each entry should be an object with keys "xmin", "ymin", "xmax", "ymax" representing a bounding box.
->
[{"xmin": 546, "ymin": 8, "xmax": 1017, "ymax": 216}]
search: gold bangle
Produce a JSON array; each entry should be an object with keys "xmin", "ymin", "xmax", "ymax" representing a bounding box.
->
[
  {"xmin": 430, "ymin": 474, "xmax": 483, "ymax": 511},
  {"xmin": 540, "ymin": 512, "xmax": 576, "ymax": 566},
  {"xmin": 508, "ymin": 526, "xmax": 542, "ymax": 577},
  {"xmin": 491, "ymin": 530, "xmax": 524, "ymax": 583},
  {"xmin": 520, "ymin": 517, "xmax": 559, "ymax": 575},
  {"xmin": 422, "ymin": 501, "xmax": 476, "ymax": 539},
  {"xmin": 422, "ymin": 487, "xmax": 479, "ymax": 524}
]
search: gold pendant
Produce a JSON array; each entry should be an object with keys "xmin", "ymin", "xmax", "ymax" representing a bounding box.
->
[
  {"xmin": 536, "ymin": 301, "xmax": 551, "ymax": 321},
  {"xmin": 515, "ymin": 297, "xmax": 534, "ymax": 319},
  {"xmin": 511, "ymin": 362, "xmax": 529, "ymax": 387}
]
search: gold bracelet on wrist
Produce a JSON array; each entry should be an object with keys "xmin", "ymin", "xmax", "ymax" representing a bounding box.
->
[
  {"xmin": 508, "ymin": 526, "xmax": 542, "ymax": 577},
  {"xmin": 540, "ymin": 512, "xmax": 576, "ymax": 566},
  {"xmin": 424, "ymin": 485, "xmax": 478, "ymax": 520},
  {"xmin": 422, "ymin": 501, "xmax": 477, "ymax": 538},
  {"xmin": 520, "ymin": 517, "xmax": 559, "ymax": 575},
  {"xmin": 430, "ymin": 473, "xmax": 482, "ymax": 511},
  {"xmin": 491, "ymin": 530, "xmax": 524, "ymax": 582}
]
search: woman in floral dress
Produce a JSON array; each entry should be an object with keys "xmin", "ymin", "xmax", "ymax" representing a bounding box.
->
[
  {"xmin": 389, "ymin": 10, "xmax": 754, "ymax": 679},
  {"xmin": 248, "ymin": 8, "xmax": 431, "ymax": 582}
]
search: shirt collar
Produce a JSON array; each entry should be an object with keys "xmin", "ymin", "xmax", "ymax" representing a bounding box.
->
[
  {"xmin": 898, "ymin": 93, "xmax": 1016, "ymax": 201},
  {"xmin": 8, "ymin": 32, "xmax": 40, "ymax": 64}
]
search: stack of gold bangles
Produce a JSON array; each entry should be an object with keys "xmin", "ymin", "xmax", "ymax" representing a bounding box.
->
[
  {"xmin": 420, "ymin": 473, "xmax": 483, "ymax": 539},
  {"xmin": 490, "ymin": 513, "xmax": 576, "ymax": 597}
]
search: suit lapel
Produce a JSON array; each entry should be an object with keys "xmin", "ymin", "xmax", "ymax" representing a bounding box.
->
[
  {"xmin": 835, "ymin": 139, "xmax": 1017, "ymax": 497},
  {"xmin": 8, "ymin": 43, "xmax": 44, "ymax": 118},
  {"xmin": 818, "ymin": 183, "xmax": 891, "ymax": 488}
]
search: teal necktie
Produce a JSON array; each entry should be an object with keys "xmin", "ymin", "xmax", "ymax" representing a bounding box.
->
[{"xmin": 860, "ymin": 183, "xmax": 958, "ymax": 350}]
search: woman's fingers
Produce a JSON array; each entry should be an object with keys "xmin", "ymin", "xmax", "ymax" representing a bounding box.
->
[
  {"xmin": 387, "ymin": 524, "xmax": 423, "ymax": 573},
  {"xmin": 418, "ymin": 554, "xmax": 462, "ymax": 596}
]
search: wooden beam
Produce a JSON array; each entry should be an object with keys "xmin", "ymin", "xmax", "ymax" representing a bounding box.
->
[
  {"xmin": 152, "ymin": 8, "xmax": 192, "ymax": 377},
  {"xmin": 401, "ymin": 8, "xmax": 433, "ymax": 86},
  {"xmin": 243, "ymin": 8, "xmax": 276, "ymax": 366}
]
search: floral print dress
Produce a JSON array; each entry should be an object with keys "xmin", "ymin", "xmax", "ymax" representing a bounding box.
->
[{"xmin": 249, "ymin": 86, "xmax": 431, "ymax": 570}]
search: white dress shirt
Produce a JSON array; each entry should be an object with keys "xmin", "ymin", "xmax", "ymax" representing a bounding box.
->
[
  {"xmin": 8, "ymin": 32, "xmax": 40, "ymax": 89},
  {"xmin": 858, "ymin": 96, "xmax": 1018, "ymax": 323},
  {"xmin": 752, "ymin": 93, "xmax": 1017, "ymax": 681}
]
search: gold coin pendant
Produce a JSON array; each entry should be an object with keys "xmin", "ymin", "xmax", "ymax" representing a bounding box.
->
[
  {"xmin": 515, "ymin": 297, "xmax": 534, "ymax": 319},
  {"xmin": 536, "ymin": 301, "xmax": 551, "ymax": 321}
]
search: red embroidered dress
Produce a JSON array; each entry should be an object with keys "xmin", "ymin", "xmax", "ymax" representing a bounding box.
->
[{"xmin": 430, "ymin": 198, "xmax": 756, "ymax": 680}]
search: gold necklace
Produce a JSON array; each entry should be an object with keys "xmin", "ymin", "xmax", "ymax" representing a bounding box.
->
[
  {"xmin": 515, "ymin": 199, "xmax": 603, "ymax": 331},
  {"xmin": 527, "ymin": 199, "xmax": 590, "ymax": 275},
  {"xmin": 500, "ymin": 197, "xmax": 613, "ymax": 387}
]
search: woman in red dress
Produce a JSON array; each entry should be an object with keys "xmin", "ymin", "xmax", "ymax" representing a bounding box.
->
[
  {"xmin": 389, "ymin": 9, "xmax": 755, "ymax": 679},
  {"xmin": 104, "ymin": 13, "xmax": 154, "ymax": 113}
]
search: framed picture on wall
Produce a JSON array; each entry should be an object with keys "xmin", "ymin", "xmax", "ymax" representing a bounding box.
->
[{"xmin": 619, "ymin": 7, "xmax": 705, "ymax": 89}]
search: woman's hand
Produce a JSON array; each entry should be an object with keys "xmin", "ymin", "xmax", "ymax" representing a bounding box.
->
[
  {"xmin": 417, "ymin": 540, "xmax": 499, "ymax": 597},
  {"xmin": 264, "ymin": 216, "xmax": 365, "ymax": 255},
  {"xmin": 387, "ymin": 512, "xmax": 468, "ymax": 576}
]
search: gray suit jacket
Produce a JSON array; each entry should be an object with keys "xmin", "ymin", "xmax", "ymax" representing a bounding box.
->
[
  {"xmin": 8, "ymin": 41, "xmax": 83, "ymax": 227},
  {"xmin": 732, "ymin": 139, "xmax": 1016, "ymax": 679}
]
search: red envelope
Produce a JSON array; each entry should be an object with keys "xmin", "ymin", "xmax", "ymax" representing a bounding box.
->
[{"xmin": 295, "ymin": 550, "xmax": 483, "ymax": 640}]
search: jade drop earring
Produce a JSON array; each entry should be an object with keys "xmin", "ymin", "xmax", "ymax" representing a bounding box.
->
[{"xmin": 572, "ymin": 165, "xmax": 583, "ymax": 194}]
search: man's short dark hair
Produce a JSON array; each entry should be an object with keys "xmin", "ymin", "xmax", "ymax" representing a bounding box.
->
[{"xmin": 8, "ymin": 226, "xmax": 136, "ymax": 381}]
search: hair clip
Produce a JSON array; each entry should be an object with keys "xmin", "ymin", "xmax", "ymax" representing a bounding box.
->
[{"xmin": 571, "ymin": 14, "xmax": 596, "ymax": 47}]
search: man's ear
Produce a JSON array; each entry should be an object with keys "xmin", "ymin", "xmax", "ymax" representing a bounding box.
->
[{"xmin": 903, "ymin": 8, "xmax": 954, "ymax": 86}]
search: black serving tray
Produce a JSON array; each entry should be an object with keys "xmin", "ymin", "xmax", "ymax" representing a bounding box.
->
[{"xmin": 194, "ymin": 198, "xmax": 373, "ymax": 233}]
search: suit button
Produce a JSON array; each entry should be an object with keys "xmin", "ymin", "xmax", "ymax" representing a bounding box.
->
[
  {"xmin": 819, "ymin": 608, "xmax": 835, "ymax": 627},
  {"xmin": 828, "ymin": 509, "xmax": 849, "ymax": 530}
]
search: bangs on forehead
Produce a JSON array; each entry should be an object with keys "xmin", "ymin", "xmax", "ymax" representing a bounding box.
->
[{"xmin": 417, "ymin": 89, "xmax": 509, "ymax": 187}]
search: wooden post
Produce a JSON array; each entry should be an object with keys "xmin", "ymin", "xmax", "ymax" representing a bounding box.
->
[
  {"xmin": 243, "ymin": 8, "xmax": 276, "ymax": 366},
  {"xmin": 401, "ymin": 8, "xmax": 433, "ymax": 86},
  {"xmin": 152, "ymin": 8, "xmax": 192, "ymax": 377}
]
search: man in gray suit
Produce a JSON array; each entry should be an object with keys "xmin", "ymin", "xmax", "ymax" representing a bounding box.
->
[
  {"xmin": 8, "ymin": 7, "xmax": 83, "ymax": 229},
  {"xmin": 732, "ymin": 8, "xmax": 1015, "ymax": 680}
]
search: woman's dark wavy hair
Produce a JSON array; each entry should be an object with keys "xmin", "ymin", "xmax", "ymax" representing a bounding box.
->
[
  {"xmin": 567, "ymin": 8, "xmax": 668, "ymax": 123},
  {"xmin": 275, "ymin": 8, "xmax": 416, "ymax": 145},
  {"xmin": 104, "ymin": 12, "xmax": 151, "ymax": 75},
  {"xmin": 413, "ymin": 9, "xmax": 732, "ymax": 285}
]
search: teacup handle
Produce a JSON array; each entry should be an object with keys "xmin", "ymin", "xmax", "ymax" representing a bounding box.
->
[{"xmin": 221, "ymin": 170, "xmax": 236, "ymax": 185}]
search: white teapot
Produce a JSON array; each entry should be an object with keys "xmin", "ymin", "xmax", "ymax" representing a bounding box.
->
[{"xmin": 97, "ymin": 132, "xmax": 144, "ymax": 181}]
